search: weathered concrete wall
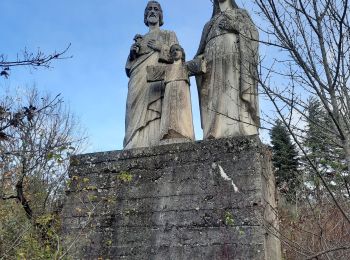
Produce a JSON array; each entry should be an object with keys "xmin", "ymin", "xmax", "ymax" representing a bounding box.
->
[{"xmin": 62, "ymin": 135, "xmax": 281, "ymax": 260}]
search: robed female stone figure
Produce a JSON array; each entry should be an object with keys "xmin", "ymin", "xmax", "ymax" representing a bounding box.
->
[{"xmin": 195, "ymin": 0, "xmax": 260, "ymax": 139}]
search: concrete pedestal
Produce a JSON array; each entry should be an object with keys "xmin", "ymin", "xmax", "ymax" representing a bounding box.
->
[{"xmin": 62, "ymin": 136, "xmax": 281, "ymax": 259}]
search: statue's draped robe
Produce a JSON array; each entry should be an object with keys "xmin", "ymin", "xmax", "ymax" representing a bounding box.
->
[
  {"xmin": 124, "ymin": 30, "xmax": 178, "ymax": 149},
  {"xmin": 147, "ymin": 63, "xmax": 198, "ymax": 143},
  {"xmin": 195, "ymin": 9, "xmax": 260, "ymax": 139}
]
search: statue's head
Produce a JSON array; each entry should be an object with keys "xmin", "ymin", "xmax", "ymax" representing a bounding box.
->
[
  {"xmin": 144, "ymin": 1, "xmax": 164, "ymax": 27},
  {"xmin": 170, "ymin": 44, "xmax": 186, "ymax": 62},
  {"xmin": 212, "ymin": 0, "xmax": 239, "ymax": 17},
  {"xmin": 133, "ymin": 34, "xmax": 143, "ymax": 42}
]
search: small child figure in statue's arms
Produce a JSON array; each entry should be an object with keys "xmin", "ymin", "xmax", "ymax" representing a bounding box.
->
[
  {"xmin": 129, "ymin": 34, "xmax": 143, "ymax": 60},
  {"xmin": 147, "ymin": 44, "xmax": 206, "ymax": 144}
]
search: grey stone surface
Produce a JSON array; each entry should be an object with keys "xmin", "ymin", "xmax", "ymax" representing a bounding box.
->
[
  {"xmin": 62, "ymin": 135, "xmax": 281, "ymax": 259},
  {"xmin": 195, "ymin": 0, "xmax": 260, "ymax": 139},
  {"xmin": 146, "ymin": 43, "xmax": 199, "ymax": 144},
  {"xmin": 124, "ymin": 1, "xmax": 179, "ymax": 149}
]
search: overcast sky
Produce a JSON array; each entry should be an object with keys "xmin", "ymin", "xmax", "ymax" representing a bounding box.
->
[{"xmin": 1, "ymin": 0, "xmax": 271, "ymax": 152}]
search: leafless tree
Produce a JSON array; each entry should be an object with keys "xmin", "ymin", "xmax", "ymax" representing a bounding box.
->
[
  {"xmin": 0, "ymin": 87, "xmax": 87, "ymax": 258},
  {"xmin": 0, "ymin": 44, "xmax": 71, "ymax": 78},
  {"xmin": 0, "ymin": 87, "xmax": 86, "ymax": 219},
  {"xmin": 251, "ymin": 0, "xmax": 350, "ymax": 258}
]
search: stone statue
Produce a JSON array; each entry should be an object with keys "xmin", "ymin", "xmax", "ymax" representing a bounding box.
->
[
  {"xmin": 124, "ymin": 1, "xmax": 179, "ymax": 149},
  {"xmin": 195, "ymin": 0, "xmax": 260, "ymax": 139},
  {"xmin": 147, "ymin": 44, "xmax": 206, "ymax": 144}
]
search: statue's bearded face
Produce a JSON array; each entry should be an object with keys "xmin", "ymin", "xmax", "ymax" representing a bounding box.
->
[{"xmin": 146, "ymin": 3, "xmax": 161, "ymax": 25}]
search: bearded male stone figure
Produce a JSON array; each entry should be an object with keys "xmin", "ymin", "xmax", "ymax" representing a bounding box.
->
[
  {"xmin": 195, "ymin": 0, "xmax": 260, "ymax": 139},
  {"xmin": 124, "ymin": 1, "xmax": 179, "ymax": 149}
]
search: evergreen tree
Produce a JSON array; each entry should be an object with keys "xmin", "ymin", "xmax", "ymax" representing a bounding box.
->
[
  {"xmin": 270, "ymin": 119, "xmax": 300, "ymax": 201},
  {"xmin": 304, "ymin": 98, "xmax": 346, "ymax": 196}
]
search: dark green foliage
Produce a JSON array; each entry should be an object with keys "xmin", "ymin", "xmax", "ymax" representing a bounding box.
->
[
  {"xmin": 305, "ymin": 98, "xmax": 334, "ymax": 166},
  {"xmin": 303, "ymin": 98, "xmax": 347, "ymax": 195},
  {"xmin": 270, "ymin": 119, "xmax": 300, "ymax": 201}
]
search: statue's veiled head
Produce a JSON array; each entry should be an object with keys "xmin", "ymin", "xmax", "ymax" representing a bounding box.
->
[
  {"xmin": 144, "ymin": 1, "xmax": 164, "ymax": 27},
  {"xmin": 212, "ymin": 0, "xmax": 239, "ymax": 17}
]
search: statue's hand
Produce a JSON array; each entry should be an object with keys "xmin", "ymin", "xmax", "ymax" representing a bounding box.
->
[
  {"xmin": 147, "ymin": 39, "xmax": 162, "ymax": 52},
  {"xmin": 219, "ymin": 19, "xmax": 238, "ymax": 33}
]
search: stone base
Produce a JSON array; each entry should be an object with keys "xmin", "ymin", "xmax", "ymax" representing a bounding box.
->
[{"xmin": 62, "ymin": 135, "xmax": 281, "ymax": 260}]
